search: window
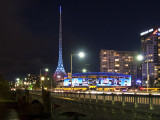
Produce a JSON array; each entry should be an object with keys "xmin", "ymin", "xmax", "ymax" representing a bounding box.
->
[
  {"xmin": 125, "ymin": 64, "xmax": 128, "ymax": 67},
  {"xmin": 115, "ymin": 59, "xmax": 119, "ymax": 61},
  {"xmin": 115, "ymin": 64, "xmax": 120, "ymax": 67}
]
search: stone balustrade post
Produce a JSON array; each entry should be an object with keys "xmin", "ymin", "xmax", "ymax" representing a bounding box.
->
[
  {"xmin": 90, "ymin": 94, "xmax": 92, "ymax": 102},
  {"xmin": 149, "ymin": 94, "xmax": 154, "ymax": 110},
  {"xmin": 96, "ymin": 94, "xmax": 98, "ymax": 102},
  {"xmin": 134, "ymin": 94, "xmax": 138, "ymax": 108},
  {"xmin": 122, "ymin": 94, "xmax": 125, "ymax": 106},
  {"xmin": 103, "ymin": 94, "xmax": 105, "ymax": 103},
  {"xmin": 112, "ymin": 94, "xmax": 115, "ymax": 105}
]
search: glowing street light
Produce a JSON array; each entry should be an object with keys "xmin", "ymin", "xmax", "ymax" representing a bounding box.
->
[
  {"xmin": 82, "ymin": 68, "xmax": 87, "ymax": 73},
  {"xmin": 71, "ymin": 52, "xmax": 85, "ymax": 92},
  {"xmin": 45, "ymin": 68, "xmax": 49, "ymax": 72},
  {"xmin": 137, "ymin": 55, "xmax": 143, "ymax": 61},
  {"xmin": 79, "ymin": 52, "xmax": 85, "ymax": 58},
  {"xmin": 41, "ymin": 76, "xmax": 45, "ymax": 81}
]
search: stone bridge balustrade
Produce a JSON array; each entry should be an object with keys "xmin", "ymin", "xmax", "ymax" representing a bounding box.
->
[{"xmin": 15, "ymin": 90, "xmax": 160, "ymax": 120}]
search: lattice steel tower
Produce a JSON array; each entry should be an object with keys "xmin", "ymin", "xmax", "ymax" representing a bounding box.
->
[{"xmin": 54, "ymin": 6, "xmax": 66, "ymax": 80}]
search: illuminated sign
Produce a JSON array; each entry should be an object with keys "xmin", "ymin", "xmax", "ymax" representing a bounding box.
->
[
  {"xmin": 64, "ymin": 76, "xmax": 131, "ymax": 87},
  {"xmin": 140, "ymin": 28, "xmax": 153, "ymax": 36},
  {"xmin": 153, "ymin": 30, "xmax": 158, "ymax": 34},
  {"xmin": 158, "ymin": 28, "xmax": 160, "ymax": 32}
]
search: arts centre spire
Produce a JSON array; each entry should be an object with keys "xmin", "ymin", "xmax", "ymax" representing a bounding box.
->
[{"xmin": 54, "ymin": 6, "xmax": 66, "ymax": 80}]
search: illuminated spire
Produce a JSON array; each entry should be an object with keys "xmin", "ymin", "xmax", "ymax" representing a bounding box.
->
[{"xmin": 54, "ymin": 6, "xmax": 66, "ymax": 80}]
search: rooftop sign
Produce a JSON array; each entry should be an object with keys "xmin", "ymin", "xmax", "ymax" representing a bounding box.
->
[{"xmin": 140, "ymin": 28, "xmax": 153, "ymax": 36}]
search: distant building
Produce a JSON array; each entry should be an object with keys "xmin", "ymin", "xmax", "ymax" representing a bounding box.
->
[
  {"xmin": 140, "ymin": 27, "xmax": 160, "ymax": 86},
  {"xmin": 24, "ymin": 74, "xmax": 39, "ymax": 89},
  {"xmin": 100, "ymin": 50, "xmax": 138, "ymax": 86}
]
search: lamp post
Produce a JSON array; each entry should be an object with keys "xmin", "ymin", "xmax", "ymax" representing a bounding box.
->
[
  {"xmin": 41, "ymin": 76, "xmax": 45, "ymax": 91},
  {"xmin": 71, "ymin": 52, "xmax": 85, "ymax": 92},
  {"xmin": 137, "ymin": 55, "xmax": 149, "ymax": 92},
  {"xmin": 40, "ymin": 68, "xmax": 49, "ymax": 91}
]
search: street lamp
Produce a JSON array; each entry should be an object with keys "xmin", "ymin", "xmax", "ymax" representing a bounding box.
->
[
  {"xmin": 82, "ymin": 68, "xmax": 87, "ymax": 73},
  {"xmin": 137, "ymin": 54, "xmax": 149, "ymax": 93},
  {"xmin": 71, "ymin": 52, "xmax": 85, "ymax": 92},
  {"xmin": 41, "ymin": 76, "xmax": 45, "ymax": 91},
  {"xmin": 40, "ymin": 68, "xmax": 49, "ymax": 91}
]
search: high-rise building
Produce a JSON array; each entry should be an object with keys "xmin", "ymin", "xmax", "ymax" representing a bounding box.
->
[
  {"xmin": 140, "ymin": 27, "xmax": 160, "ymax": 86},
  {"xmin": 54, "ymin": 6, "xmax": 66, "ymax": 80},
  {"xmin": 100, "ymin": 50, "xmax": 138, "ymax": 85}
]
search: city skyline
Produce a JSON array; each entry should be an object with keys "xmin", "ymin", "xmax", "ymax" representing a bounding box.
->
[{"xmin": 1, "ymin": 0, "xmax": 160, "ymax": 78}]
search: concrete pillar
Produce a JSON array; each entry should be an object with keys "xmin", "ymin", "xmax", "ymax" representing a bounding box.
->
[
  {"xmin": 25, "ymin": 90, "xmax": 30, "ymax": 103},
  {"xmin": 42, "ymin": 90, "xmax": 51, "ymax": 117}
]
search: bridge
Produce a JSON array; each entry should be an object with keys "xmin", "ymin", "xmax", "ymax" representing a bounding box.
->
[{"xmin": 16, "ymin": 90, "xmax": 160, "ymax": 120}]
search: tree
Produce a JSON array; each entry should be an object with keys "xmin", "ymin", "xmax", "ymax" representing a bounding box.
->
[{"xmin": 0, "ymin": 74, "xmax": 10, "ymax": 95}]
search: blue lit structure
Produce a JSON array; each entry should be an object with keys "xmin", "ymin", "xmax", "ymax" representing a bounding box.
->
[
  {"xmin": 64, "ymin": 72, "xmax": 131, "ymax": 87},
  {"xmin": 54, "ymin": 6, "xmax": 66, "ymax": 80}
]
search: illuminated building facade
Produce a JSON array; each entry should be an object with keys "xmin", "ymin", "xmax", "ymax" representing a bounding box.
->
[
  {"xmin": 100, "ymin": 50, "xmax": 138, "ymax": 86},
  {"xmin": 64, "ymin": 72, "xmax": 131, "ymax": 87},
  {"xmin": 140, "ymin": 27, "xmax": 160, "ymax": 86}
]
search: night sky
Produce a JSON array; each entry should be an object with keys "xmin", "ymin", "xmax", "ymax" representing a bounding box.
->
[{"xmin": 1, "ymin": 0, "xmax": 160, "ymax": 79}]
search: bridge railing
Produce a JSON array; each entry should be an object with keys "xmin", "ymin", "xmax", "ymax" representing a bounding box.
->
[{"xmin": 51, "ymin": 91, "xmax": 160, "ymax": 110}]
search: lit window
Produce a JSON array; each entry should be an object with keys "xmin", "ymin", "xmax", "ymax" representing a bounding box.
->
[
  {"xmin": 125, "ymin": 59, "xmax": 128, "ymax": 61},
  {"xmin": 102, "ymin": 60, "xmax": 107, "ymax": 62},
  {"xmin": 125, "ymin": 64, "xmax": 128, "ymax": 67},
  {"xmin": 115, "ymin": 64, "xmax": 119, "ymax": 67},
  {"xmin": 115, "ymin": 59, "xmax": 119, "ymax": 61},
  {"xmin": 102, "ymin": 65, "xmax": 106, "ymax": 67},
  {"xmin": 103, "ymin": 52, "xmax": 106, "ymax": 54}
]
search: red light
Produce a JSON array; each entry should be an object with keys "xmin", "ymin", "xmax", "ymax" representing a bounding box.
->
[
  {"xmin": 45, "ymin": 73, "xmax": 47, "ymax": 75},
  {"xmin": 139, "ymin": 86, "xmax": 143, "ymax": 90}
]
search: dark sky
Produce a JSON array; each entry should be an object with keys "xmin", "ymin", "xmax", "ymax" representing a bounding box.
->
[{"xmin": 1, "ymin": 0, "xmax": 160, "ymax": 79}]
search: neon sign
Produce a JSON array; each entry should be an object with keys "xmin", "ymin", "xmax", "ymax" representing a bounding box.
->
[{"xmin": 153, "ymin": 30, "xmax": 158, "ymax": 34}]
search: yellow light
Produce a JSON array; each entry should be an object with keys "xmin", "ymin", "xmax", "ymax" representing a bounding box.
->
[{"xmin": 41, "ymin": 77, "xmax": 45, "ymax": 81}]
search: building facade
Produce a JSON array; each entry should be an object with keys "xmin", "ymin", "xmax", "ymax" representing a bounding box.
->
[
  {"xmin": 100, "ymin": 50, "xmax": 138, "ymax": 86},
  {"xmin": 140, "ymin": 27, "xmax": 160, "ymax": 86}
]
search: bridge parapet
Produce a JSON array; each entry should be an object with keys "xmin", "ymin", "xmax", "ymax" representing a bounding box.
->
[{"xmin": 51, "ymin": 92, "xmax": 160, "ymax": 111}]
